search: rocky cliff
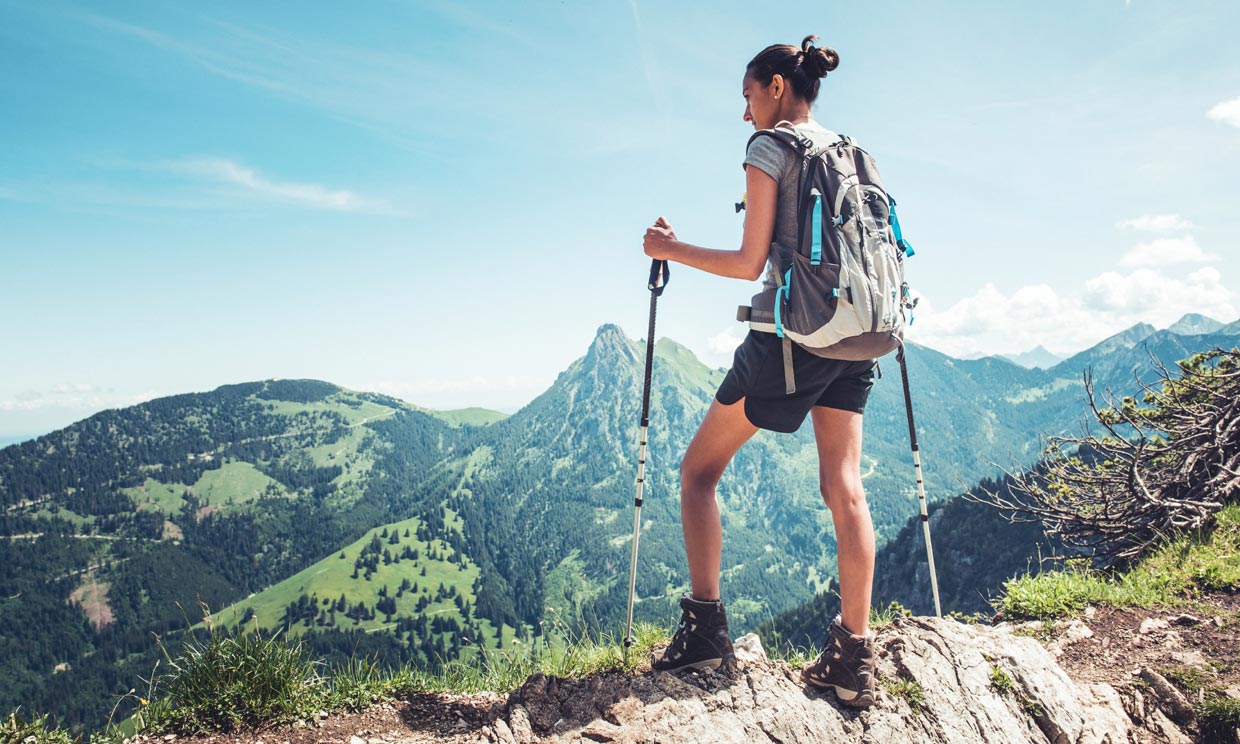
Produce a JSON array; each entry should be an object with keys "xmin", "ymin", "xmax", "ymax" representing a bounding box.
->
[{"xmin": 131, "ymin": 595, "xmax": 1240, "ymax": 744}]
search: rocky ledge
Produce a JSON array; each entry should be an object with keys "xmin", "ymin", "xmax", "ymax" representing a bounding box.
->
[
  {"xmin": 488, "ymin": 616, "xmax": 1132, "ymax": 744},
  {"xmin": 136, "ymin": 603, "xmax": 1240, "ymax": 744}
]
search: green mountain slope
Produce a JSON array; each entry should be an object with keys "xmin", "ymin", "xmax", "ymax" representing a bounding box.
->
[{"xmin": 3, "ymin": 319, "xmax": 1238, "ymax": 733}]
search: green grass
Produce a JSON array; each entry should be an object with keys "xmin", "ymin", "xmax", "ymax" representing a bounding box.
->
[
  {"xmin": 210, "ymin": 513, "xmax": 507, "ymax": 648},
  {"xmin": 152, "ymin": 626, "xmax": 324, "ymax": 734},
  {"xmin": 1004, "ymin": 377, "xmax": 1077, "ymax": 404},
  {"xmin": 879, "ymin": 677, "xmax": 926, "ymax": 713},
  {"xmin": 542, "ymin": 550, "xmax": 609, "ymax": 621},
  {"xmin": 989, "ymin": 664, "xmax": 1015, "ymax": 693},
  {"xmin": 2, "ymin": 711, "xmax": 78, "ymax": 744},
  {"xmin": 125, "ymin": 477, "xmax": 191, "ymax": 514},
  {"xmin": 37, "ymin": 618, "xmax": 667, "ymax": 742},
  {"xmin": 190, "ymin": 461, "xmax": 283, "ymax": 508},
  {"xmin": 995, "ymin": 503, "xmax": 1240, "ymax": 621},
  {"xmin": 1199, "ymin": 696, "xmax": 1240, "ymax": 744}
]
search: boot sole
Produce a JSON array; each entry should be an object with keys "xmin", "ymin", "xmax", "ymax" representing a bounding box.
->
[
  {"xmin": 654, "ymin": 657, "xmax": 722, "ymax": 673},
  {"xmin": 801, "ymin": 669, "xmax": 875, "ymax": 708}
]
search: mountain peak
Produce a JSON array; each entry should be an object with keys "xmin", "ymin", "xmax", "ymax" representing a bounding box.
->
[
  {"xmin": 585, "ymin": 323, "xmax": 639, "ymax": 367},
  {"xmin": 1167, "ymin": 313, "xmax": 1223, "ymax": 336},
  {"xmin": 1095, "ymin": 322, "xmax": 1157, "ymax": 354}
]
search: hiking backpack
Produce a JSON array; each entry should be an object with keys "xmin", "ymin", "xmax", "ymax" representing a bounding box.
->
[{"xmin": 736, "ymin": 126, "xmax": 918, "ymax": 394}]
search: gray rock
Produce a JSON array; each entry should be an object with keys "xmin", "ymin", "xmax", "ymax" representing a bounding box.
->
[
  {"xmin": 732, "ymin": 632, "xmax": 766, "ymax": 664},
  {"xmin": 1046, "ymin": 619, "xmax": 1094, "ymax": 658},
  {"xmin": 492, "ymin": 615, "xmax": 1144, "ymax": 743},
  {"xmin": 1138, "ymin": 667, "xmax": 1195, "ymax": 725}
]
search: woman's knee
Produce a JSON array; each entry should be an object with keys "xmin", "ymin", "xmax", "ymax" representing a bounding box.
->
[
  {"xmin": 820, "ymin": 477, "xmax": 866, "ymax": 513},
  {"xmin": 680, "ymin": 454, "xmax": 724, "ymax": 493}
]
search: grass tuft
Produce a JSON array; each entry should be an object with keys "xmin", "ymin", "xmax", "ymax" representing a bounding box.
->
[
  {"xmin": 879, "ymin": 677, "xmax": 926, "ymax": 713},
  {"xmin": 989, "ymin": 664, "xmax": 1015, "ymax": 693},
  {"xmin": 996, "ymin": 503, "xmax": 1240, "ymax": 621},
  {"xmin": 2, "ymin": 711, "xmax": 78, "ymax": 744},
  {"xmin": 1198, "ymin": 696, "xmax": 1240, "ymax": 744},
  {"xmin": 153, "ymin": 621, "xmax": 325, "ymax": 734}
]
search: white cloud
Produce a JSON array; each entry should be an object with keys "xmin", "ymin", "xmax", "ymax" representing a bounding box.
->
[
  {"xmin": 1208, "ymin": 97, "xmax": 1240, "ymax": 128},
  {"xmin": 1117, "ymin": 214, "xmax": 1195, "ymax": 232},
  {"xmin": 1084, "ymin": 266, "xmax": 1233, "ymax": 317},
  {"xmin": 162, "ymin": 158, "xmax": 390, "ymax": 213},
  {"xmin": 1, "ymin": 385, "xmax": 162, "ymax": 412},
  {"xmin": 908, "ymin": 267, "xmax": 1236, "ymax": 359},
  {"xmin": 707, "ymin": 327, "xmax": 744, "ymax": 355},
  {"xmin": 1119, "ymin": 235, "xmax": 1217, "ymax": 268}
]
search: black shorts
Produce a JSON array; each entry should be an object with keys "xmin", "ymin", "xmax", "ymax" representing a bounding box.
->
[{"xmin": 715, "ymin": 330, "xmax": 876, "ymax": 434}]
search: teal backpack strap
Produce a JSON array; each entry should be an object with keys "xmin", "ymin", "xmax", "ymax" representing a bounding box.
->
[
  {"xmin": 889, "ymin": 195, "xmax": 915, "ymax": 257},
  {"xmin": 810, "ymin": 190, "xmax": 823, "ymax": 265}
]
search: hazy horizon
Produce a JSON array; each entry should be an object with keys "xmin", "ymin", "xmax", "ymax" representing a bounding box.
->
[{"xmin": 3, "ymin": 310, "xmax": 1234, "ymax": 443}]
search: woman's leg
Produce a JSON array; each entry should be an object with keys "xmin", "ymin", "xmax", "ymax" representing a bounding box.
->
[
  {"xmin": 679, "ymin": 396, "xmax": 759, "ymax": 601},
  {"xmin": 810, "ymin": 405, "xmax": 875, "ymax": 637}
]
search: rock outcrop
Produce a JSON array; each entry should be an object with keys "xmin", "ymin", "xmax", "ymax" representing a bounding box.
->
[{"xmin": 480, "ymin": 616, "xmax": 1141, "ymax": 744}]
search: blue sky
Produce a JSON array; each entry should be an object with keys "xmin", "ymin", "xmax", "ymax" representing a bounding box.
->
[{"xmin": 2, "ymin": 0, "xmax": 1238, "ymax": 439}]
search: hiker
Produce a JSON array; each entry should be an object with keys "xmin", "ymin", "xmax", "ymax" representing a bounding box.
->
[{"xmin": 641, "ymin": 35, "xmax": 878, "ymax": 708}]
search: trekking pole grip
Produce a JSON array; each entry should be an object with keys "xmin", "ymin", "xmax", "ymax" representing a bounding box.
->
[
  {"xmin": 641, "ymin": 260, "xmax": 668, "ymax": 427},
  {"xmin": 648, "ymin": 259, "xmax": 669, "ymax": 295}
]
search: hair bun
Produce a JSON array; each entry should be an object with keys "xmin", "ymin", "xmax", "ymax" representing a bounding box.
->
[{"xmin": 800, "ymin": 34, "xmax": 839, "ymax": 78}]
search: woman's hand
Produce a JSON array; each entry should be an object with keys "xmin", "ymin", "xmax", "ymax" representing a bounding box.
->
[{"xmin": 643, "ymin": 216, "xmax": 679, "ymax": 260}]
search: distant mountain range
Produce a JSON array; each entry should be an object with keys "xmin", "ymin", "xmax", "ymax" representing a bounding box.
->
[
  {"xmin": 2, "ymin": 314, "xmax": 1237, "ymax": 731},
  {"xmin": 1000, "ymin": 345, "xmax": 1065, "ymax": 369},
  {"xmin": 996, "ymin": 313, "xmax": 1230, "ymax": 369}
]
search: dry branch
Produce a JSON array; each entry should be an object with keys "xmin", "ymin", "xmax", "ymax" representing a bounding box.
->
[{"xmin": 965, "ymin": 347, "xmax": 1240, "ymax": 571}]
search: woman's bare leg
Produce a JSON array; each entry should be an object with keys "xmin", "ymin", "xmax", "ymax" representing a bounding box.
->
[
  {"xmin": 810, "ymin": 405, "xmax": 875, "ymax": 637},
  {"xmin": 679, "ymin": 397, "xmax": 759, "ymax": 601}
]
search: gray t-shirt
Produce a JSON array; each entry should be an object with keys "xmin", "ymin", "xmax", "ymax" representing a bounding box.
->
[{"xmin": 742, "ymin": 119, "xmax": 842, "ymax": 291}]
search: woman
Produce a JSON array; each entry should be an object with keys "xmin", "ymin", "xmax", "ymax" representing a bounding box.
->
[{"xmin": 641, "ymin": 35, "xmax": 877, "ymax": 709}]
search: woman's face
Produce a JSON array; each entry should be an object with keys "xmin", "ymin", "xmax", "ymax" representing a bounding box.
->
[{"xmin": 742, "ymin": 71, "xmax": 782, "ymax": 130}]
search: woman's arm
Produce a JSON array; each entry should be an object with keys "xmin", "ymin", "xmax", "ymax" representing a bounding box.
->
[{"xmin": 643, "ymin": 164, "xmax": 778, "ymax": 281}]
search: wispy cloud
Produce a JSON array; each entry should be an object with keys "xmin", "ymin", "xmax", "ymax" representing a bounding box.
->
[
  {"xmin": 1, "ymin": 385, "xmax": 163, "ymax": 412},
  {"xmin": 1120, "ymin": 235, "xmax": 1216, "ymax": 268},
  {"xmin": 161, "ymin": 157, "xmax": 390, "ymax": 213},
  {"xmin": 1208, "ymin": 96, "xmax": 1240, "ymax": 128},
  {"xmin": 1117, "ymin": 213, "xmax": 1195, "ymax": 231},
  {"xmin": 75, "ymin": 10, "xmax": 459, "ymax": 148}
]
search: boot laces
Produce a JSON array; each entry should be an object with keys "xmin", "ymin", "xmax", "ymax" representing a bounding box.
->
[{"xmin": 670, "ymin": 608, "xmax": 699, "ymax": 649}]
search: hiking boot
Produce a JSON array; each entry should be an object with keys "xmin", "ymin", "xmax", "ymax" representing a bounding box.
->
[
  {"xmin": 652, "ymin": 595, "xmax": 736, "ymax": 673},
  {"xmin": 800, "ymin": 613, "xmax": 877, "ymax": 708}
]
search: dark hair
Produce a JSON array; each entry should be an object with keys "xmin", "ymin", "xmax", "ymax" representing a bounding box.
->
[{"xmin": 746, "ymin": 34, "xmax": 839, "ymax": 104}]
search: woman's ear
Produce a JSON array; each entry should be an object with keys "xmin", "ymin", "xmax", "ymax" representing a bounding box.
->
[{"xmin": 770, "ymin": 73, "xmax": 784, "ymax": 100}]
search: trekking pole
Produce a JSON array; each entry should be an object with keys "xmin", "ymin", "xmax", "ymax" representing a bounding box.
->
[
  {"xmin": 896, "ymin": 344, "xmax": 942, "ymax": 618},
  {"xmin": 624, "ymin": 258, "xmax": 669, "ymax": 650}
]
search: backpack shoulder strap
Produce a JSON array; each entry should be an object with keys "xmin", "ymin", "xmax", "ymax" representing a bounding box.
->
[{"xmin": 746, "ymin": 127, "xmax": 812, "ymax": 154}]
